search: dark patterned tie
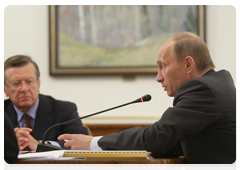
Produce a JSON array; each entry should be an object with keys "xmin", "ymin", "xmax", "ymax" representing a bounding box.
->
[
  {"xmin": 22, "ymin": 113, "xmax": 32, "ymax": 151},
  {"xmin": 23, "ymin": 113, "xmax": 31, "ymax": 128}
]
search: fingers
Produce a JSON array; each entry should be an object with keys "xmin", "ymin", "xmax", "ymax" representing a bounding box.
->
[
  {"xmin": 17, "ymin": 137, "xmax": 28, "ymax": 150},
  {"xmin": 16, "ymin": 136, "xmax": 29, "ymax": 151},
  {"xmin": 63, "ymin": 137, "xmax": 81, "ymax": 149},
  {"xmin": 58, "ymin": 134, "xmax": 92, "ymax": 150},
  {"xmin": 14, "ymin": 127, "xmax": 33, "ymax": 151},
  {"xmin": 15, "ymin": 127, "xmax": 32, "ymax": 137},
  {"xmin": 58, "ymin": 134, "xmax": 74, "ymax": 149},
  {"xmin": 14, "ymin": 127, "xmax": 19, "ymax": 132},
  {"xmin": 15, "ymin": 128, "xmax": 30, "ymax": 145},
  {"xmin": 58, "ymin": 134, "xmax": 75, "ymax": 141},
  {"xmin": 19, "ymin": 146, "xmax": 24, "ymax": 151},
  {"xmin": 18, "ymin": 139, "xmax": 30, "ymax": 151},
  {"xmin": 18, "ymin": 136, "xmax": 29, "ymax": 143},
  {"xmin": 58, "ymin": 134, "xmax": 86, "ymax": 149},
  {"xmin": 18, "ymin": 135, "xmax": 38, "ymax": 151},
  {"xmin": 15, "ymin": 127, "xmax": 32, "ymax": 132},
  {"xmin": 63, "ymin": 140, "xmax": 72, "ymax": 149},
  {"xmin": 58, "ymin": 134, "xmax": 66, "ymax": 141}
]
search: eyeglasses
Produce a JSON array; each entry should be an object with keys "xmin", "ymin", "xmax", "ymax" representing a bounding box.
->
[{"xmin": 4, "ymin": 79, "xmax": 38, "ymax": 90}]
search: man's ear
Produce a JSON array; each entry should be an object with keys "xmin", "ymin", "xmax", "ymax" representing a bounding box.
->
[
  {"xmin": 4, "ymin": 86, "xmax": 9, "ymax": 97},
  {"xmin": 37, "ymin": 79, "xmax": 41, "ymax": 93},
  {"xmin": 185, "ymin": 56, "xmax": 195, "ymax": 73}
]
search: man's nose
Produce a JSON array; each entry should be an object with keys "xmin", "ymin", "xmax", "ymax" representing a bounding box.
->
[
  {"xmin": 156, "ymin": 72, "xmax": 163, "ymax": 83},
  {"xmin": 19, "ymin": 82, "xmax": 29, "ymax": 91}
]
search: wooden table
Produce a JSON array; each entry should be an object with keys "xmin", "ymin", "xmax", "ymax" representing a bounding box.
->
[{"xmin": 4, "ymin": 158, "xmax": 185, "ymax": 170}]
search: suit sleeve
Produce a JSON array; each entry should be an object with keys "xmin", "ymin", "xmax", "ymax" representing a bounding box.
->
[{"xmin": 98, "ymin": 80, "xmax": 219, "ymax": 156}]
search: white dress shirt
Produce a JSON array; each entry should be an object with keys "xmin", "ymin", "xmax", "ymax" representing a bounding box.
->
[{"xmin": 90, "ymin": 136, "xmax": 103, "ymax": 151}]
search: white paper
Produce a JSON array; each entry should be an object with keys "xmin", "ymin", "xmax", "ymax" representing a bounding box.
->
[{"xmin": 18, "ymin": 150, "xmax": 65, "ymax": 160}]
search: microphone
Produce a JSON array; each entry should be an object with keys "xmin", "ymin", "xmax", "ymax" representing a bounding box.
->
[{"xmin": 36, "ymin": 94, "xmax": 151, "ymax": 152}]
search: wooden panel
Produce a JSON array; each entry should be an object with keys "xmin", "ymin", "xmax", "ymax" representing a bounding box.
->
[
  {"xmin": 4, "ymin": 158, "xmax": 185, "ymax": 170},
  {"xmin": 84, "ymin": 124, "xmax": 151, "ymax": 136}
]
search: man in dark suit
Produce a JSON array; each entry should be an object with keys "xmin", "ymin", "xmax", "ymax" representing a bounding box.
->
[
  {"xmin": 58, "ymin": 32, "xmax": 236, "ymax": 164},
  {"xmin": 4, "ymin": 55, "xmax": 88, "ymax": 151},
  {"xmin": 4, "ymin": 113, "xmax": 19, "ymax": 163}
]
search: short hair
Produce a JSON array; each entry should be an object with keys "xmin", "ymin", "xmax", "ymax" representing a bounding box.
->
[
  {"xmin": 169, "ymin": 32, "xmax": 215, "ymax": 72},
  {"xmin": 4, "ymin": 55, "xmax": 40, "ymax": 83}
]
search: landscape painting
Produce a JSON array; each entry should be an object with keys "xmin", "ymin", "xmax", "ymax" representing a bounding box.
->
[{"xmin": 49, "ymin": 5, "xmax": 205, "ymax": 75}]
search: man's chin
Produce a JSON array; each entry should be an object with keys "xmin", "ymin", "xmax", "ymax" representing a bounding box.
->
[
  {"xmin": 167, "ymin": 91, "xmax": 174, "ymax": 97},
  {"xmin": 19, "ymin": 101, "xmax": 33, "ymax": 109}
]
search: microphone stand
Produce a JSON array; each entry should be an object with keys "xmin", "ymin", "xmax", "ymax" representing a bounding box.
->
[{"xmin": 36, "ymin": 94, "xmax": 151, "ymax": 152}]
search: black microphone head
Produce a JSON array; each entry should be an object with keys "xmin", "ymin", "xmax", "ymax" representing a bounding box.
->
[
  {"xmin": 142, "ymin": 94, "xmax": 151, "ymax": 102},
  {"xmin": 131, "ymin": 94, "xmax": 151, "ymax": 103}
]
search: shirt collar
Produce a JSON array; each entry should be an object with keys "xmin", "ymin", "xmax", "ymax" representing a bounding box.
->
[{"xmin": 14, "ymin": 98, "xmax": 39, "ymax": 122}]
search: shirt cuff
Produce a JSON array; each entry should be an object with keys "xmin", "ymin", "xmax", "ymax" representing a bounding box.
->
[
  {"xmin": 90, "ymin": 136, "xmax": 103, "ymax": 151},
  {"xmin": 47, "ymin": 141, "xmax": 61, "ymax": 148}
]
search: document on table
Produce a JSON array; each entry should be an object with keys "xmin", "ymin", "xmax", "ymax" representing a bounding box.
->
[{"xmin": 18, "ymin": 150, "xmax": 65, "ymax": 160}]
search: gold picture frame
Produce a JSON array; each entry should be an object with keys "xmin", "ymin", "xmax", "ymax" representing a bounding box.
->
[{"xmin": 49, "ymin": 5, "xmax": 205, "ymax": 75}]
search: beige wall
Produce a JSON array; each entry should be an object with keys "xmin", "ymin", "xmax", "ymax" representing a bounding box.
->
[{"xmin": 4, "ymin": 5, "xmax": 236, "ymax": 124}]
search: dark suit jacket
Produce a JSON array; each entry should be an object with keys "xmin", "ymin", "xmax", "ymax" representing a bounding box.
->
[
  {"xmin": 98, "ymin": 70, "xmax": 236, "ymax": 164},
  {"xmin": 5, "ymin": 94, "xmax": 88, "ymax": 147},
  {"xmin": 4, "ymin": 113, "xmax": 19, "ymax": 164}
]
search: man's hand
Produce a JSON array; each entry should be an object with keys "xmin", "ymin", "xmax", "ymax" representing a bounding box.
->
[
  {"xmin": 14, "ymin": 127, "xmax": 39, "ymax": 151},
  {"xmin": 58, "ymin": 134, "xmax": 93, "ymax": 150}
]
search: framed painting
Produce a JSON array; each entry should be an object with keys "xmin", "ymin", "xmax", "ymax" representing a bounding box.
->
[{"xmin": 49, "ymin": 5, "xmax": 205, "ymax": 75}]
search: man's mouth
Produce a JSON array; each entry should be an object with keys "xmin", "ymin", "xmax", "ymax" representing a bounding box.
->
[{"xmin": 19, "ymin": 96, "xmax": 30, "ymax": 100}]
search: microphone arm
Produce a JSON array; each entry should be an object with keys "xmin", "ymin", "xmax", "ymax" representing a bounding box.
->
[{"xmin": 37, "ymin": 94, "xmax": 151, "ymax": 152}]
